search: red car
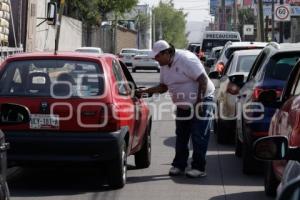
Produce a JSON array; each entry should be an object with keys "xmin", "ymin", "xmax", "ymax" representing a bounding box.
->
[
  {"xmin": 256, "ymin": 60, "xmax": 300, "ymax": 196},
  {"xmin": 0, "ymin": 52, "xmax": 152, "ymax": 188}
]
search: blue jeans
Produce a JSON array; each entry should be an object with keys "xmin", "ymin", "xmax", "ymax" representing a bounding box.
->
[{"xmin": 172, "ymin": 97, "xmax": 214, "ymax": 171}]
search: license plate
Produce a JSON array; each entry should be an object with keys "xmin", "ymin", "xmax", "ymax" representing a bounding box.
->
[
  {"xmin": 143, "ymin": 58, "xmax": 149, "ymax": 61},
  {"xmin": 30, "ymin": 114, "xmax": 59, "ymax": 129},
  {"xmin": 125, "ymin": 56, "xmax": 131, "ymax": 59}
]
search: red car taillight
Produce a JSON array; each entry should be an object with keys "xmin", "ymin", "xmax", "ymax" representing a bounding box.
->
[
  {"xmin": 99, "ymin": 104, "xmax": 120, "ymax": 132},
  {"xmin": 199, "ymin": 50, "xmax": 205, "ymax": 58},
  {"xmin": 216, "ymin": 62, "xmax": 224, "ymax": 73},
  {"xmin": 226, "ymin": 82, "xmax": 240, "ymax": 95},
  {"xmin": 252, "ymin": 87, "xmax": 282, "ymax": 101}
]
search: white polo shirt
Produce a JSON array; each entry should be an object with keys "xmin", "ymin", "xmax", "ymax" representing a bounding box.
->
[{"xmin": 160, "ymin": 49, "xmax": 215, "ymax": 108}]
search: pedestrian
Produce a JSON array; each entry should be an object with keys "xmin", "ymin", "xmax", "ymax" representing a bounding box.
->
[{"xmin": 136, "ymin": 40, "xmax": 215, "ymax": 178}]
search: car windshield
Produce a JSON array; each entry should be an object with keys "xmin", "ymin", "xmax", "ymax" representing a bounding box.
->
[
  {"xmin": 236, "ymin": 55, "xmax": 257, "ymax": 72},
  {"xmin": 265, "ymin": 55, "xmax": 300, "ymax": 81},
  {"xmin": 0, "ymin": 60, "xmax": 104, "ymax": 97}
]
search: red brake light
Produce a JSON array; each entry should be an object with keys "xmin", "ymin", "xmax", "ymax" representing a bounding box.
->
[
  {"xmin": 226, "ymin": 82, "xmax": 240, "ymax": 95},
  {"xmin": 99, "ymin": 104, "xmax": 120, "ymax": 132},
  {"xmin": 252, "ymin": 87, "xmax": 282, "ymax": 101},
  {"xmin": 252, "ymin": 87, "xmax": 263, "ymax": 101},
  {"xmin": 199, "ymin": 50, "xmax": 205, "ymax": 58},
  {"xmin": 216, "ymin": 62, "xmax": 224, "ymax": 73}
]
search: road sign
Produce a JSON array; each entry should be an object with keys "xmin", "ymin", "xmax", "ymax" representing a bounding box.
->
[
  {"xmin": 243, "ymin": 25, "xmax": 254, "ymax": 35},
  {"xmin": 275, "ymin": 4, "xmax": 291, "ymax": 22}
]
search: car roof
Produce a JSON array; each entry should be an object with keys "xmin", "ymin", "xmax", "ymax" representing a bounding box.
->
[
  {"xmin": 75, "ymin": 47, "xmax": 102, "ymax": 50},
  {"xmin": 121, "ymin": 48, "xmax": 138, "ymax": 51},
  {"xmin": 233, "ymin": 49, "xmax": 262, "ymax": 56},
  {"xmin": 212, "ymin": 46, "xmax": 223, "ymax": 51},
  {"xmin": 227, "ymin": 41, "xmax": 268, "ymax": 48},
  {"xmin": 267, "ymin": 42, "xmax": 300, "ymax": 53},
  {"xmin": 5, "ymin": 52, "xmax": 117, "ymax": 62}
]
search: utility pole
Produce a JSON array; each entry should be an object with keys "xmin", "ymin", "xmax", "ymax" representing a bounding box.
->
[
  {"xmin": 258, "ymin": 0, "xmax": 265, "ymax": 42},
  {"xmin": 233, "ymin": 0, "xmax": 238, "ymax": 31},
  {"xmin": 152, "ymin": 10, "xmax": 156, "ymax": 44},
  {"xmin": 55, "ymin": 0, "xmax": 65, "ymax": 54},
  {"xmin": 159, "ymin": 21, "xmax": 162, "ymax": 39},
  {"xmin": 271, "ymin": 0, "xmax": 275, "ymax": 41},
  {"xmin": 221, "ymin": 0, "xmax": 225, "ymax": 30},
  {"xmin": 265, "ymin": 16, "xmax": 269, "ymax": 41},
  {"xmin": 279, "ymin": 0, "xmax": 284, "ymax": 43}
]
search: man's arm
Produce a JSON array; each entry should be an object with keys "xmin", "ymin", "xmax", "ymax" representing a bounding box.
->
[
  {"xmin": 136, "ymin": 83, "xmax": 168, "ymax": 98},
  {"xmin": 196, "ymin": 73, "xmax": 208, "ymax": 103}
]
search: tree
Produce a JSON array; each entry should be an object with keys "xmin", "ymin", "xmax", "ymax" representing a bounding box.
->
[
  {"xmin": 63, "ymin": 0, "xmax": 138, "ymax": 25},
  {"xmin": 153, "ymin": 1, "xmax": 188, "ymax": 48},
  {"xmin": 238, "ymin": 8, "xmax": 255, "ymax": 37}
]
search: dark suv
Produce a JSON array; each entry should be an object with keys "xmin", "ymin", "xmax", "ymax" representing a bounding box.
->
[{"xmin": 232, "ymin": 42, "xmax": 300, "ymax": 174}]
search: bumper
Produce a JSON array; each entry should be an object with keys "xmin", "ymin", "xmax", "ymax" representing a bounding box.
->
[{"xmin": 5, "ymin": 129, "xmax": 127, "ymax": 166}]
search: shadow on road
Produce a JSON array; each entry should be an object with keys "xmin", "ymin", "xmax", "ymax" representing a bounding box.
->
[
  {"xmin": 8, "ymin": 166, "xmax": 122, "ymax": 197},
  {"xmin": 209, "ymin": 191, "xmax": 274, "ymax": 200}
]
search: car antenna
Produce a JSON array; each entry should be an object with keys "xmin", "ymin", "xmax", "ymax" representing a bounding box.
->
[{"xmin": 54, "ymin": 0, "xmax": 65, "ymax": 55}]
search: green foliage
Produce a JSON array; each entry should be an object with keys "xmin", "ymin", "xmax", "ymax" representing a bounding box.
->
[
  {"xmin": 64, "ymin": 0, "xmax": 138, "ymax": 25},
  {"xmin": 135, "ymin": 13, "xmax": 150, "ymax": 33},
  {"xmin": 153, "ymin": 1, "xmax": 188, "ymax": 48},
  {"xmin": 238, "ymin": 8, "xmax": 255, "ymax": 36}
]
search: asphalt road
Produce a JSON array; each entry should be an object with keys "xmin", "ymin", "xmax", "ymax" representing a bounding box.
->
[{"xmin": 8, "ymin": 70, "xmax": 273, "ymax": 200}]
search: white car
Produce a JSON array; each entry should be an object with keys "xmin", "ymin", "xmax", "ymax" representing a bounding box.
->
[
  {"xmin": 75, "ymin": 47, "xmax": 104, "ymax": 54},
  {"xmin": 210, "ymin": 49, "xmax": 261, "ymax": 144},
  {"xmin": 132, "ymin": 49, "xmax": 160, "ymax": 73},
  {"xmin": 118, "ymin": 48, "xmax": 138, "ymax": 67},
  {"xmin": 212, "ymin": 41, "xmax": 267, "ymax": 73}
]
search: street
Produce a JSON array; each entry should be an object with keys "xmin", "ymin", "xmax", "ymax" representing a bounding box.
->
[{"xmin": 7, "ymin": 70, "xmax": 273, "ymax": 200}]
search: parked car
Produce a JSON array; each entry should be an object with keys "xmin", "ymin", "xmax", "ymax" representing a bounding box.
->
[
  {"xmin": 249, "ymin": 58, "xmax": 300, "ymax": 196},
  {"xmin": 118, "ymin": 48, "xmax": 138, "ymax": 67},
  {"xmin": 204, "ymin": 46, "xmax": 223, "ymax": 73},
  {"xmin": 0, "ymin": 103, "xmax": 30, "ymax": 200},
  {"xmin": 253, "ymin": 136, "xmax": 300, "ymax": 199},
  {"xmin": 0, "ymin": 52, "xmax": 152, "ymax": 188},
  {"xmin": 132, "ymin": 49, "xmax": 160, "ymax": 73},
  {"xmin": 233, "ymin": 42, "xmax": 300, "ymax": 174},
  {"xmin": 212, "ymin": 41, "xmax": 267, "ymax": 73},
  {"xmin": 75, "ymin": 47, "xmax": 104, "ymax": 54},
  {"xmin": 209, "ymin": 49, "xmax": 261, "ymax": 144}
]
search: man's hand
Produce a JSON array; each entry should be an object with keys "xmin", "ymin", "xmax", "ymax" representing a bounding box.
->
[
  {"xmin": 135, "ymin": 84, "xmax": 168, "ymax": 98},
  {"xmin": 135, "ymin": 88, "xmax": 152, "ymax": 98}
]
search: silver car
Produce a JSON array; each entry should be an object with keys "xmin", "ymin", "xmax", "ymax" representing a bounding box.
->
[
  {"xmin": 210, "ymin": 49, "xmax": 261, "ymax": 144},
  {"xmin": 118, "ymin": 48, "xmax": 138, "ymax": 67},
  {"xmin": 132, "ymin": 49, "xmax": 160, "ymax": 73}
]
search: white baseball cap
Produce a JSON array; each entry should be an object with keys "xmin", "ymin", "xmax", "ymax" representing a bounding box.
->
[{"xmin": 150, "ymin": 40, "xmax": 170, "ymax": 58}]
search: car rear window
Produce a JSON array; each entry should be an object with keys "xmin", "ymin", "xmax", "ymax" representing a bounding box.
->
[
  {"xmin": 265, "ymin": 55, "xmax": 300, "ymax": 81},
  {"xmin": 225, "ymin": 47, "xmax": 264, "ymax": 59},
  {"xmin": 0, "ymin": 60, "xmax": 104, "ymax": 97},
  {"xmin": 121, "ymin": 49, "xmax": 136, "ymax": 54},
  {"xmin": 202, "ymin": 39, "xmax": 239, "ymax": 53},
  {"xmin": 136, "ymin": 50, "xmax": 151, "ymax": 56},
  {"xmin": 75, "ymin": 49, "xmax": 101, "ymax": 54},
  {"xmin": 236, "ymin": 55, "xmax": 257, "ymax": 72}
]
